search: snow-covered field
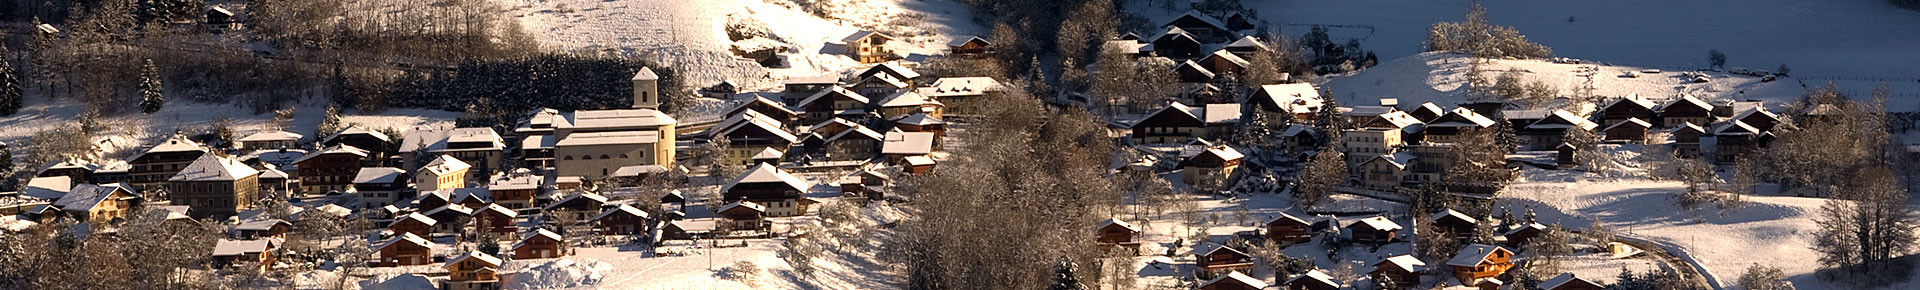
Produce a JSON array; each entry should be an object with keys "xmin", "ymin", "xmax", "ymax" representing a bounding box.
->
[
  {"xmin": 1315, "ymin": 51, "xmax": 1840, "ymax": 110},
  {"xmin": 501, "ymin": 0, "xmax": 986, "ymax": 90}
]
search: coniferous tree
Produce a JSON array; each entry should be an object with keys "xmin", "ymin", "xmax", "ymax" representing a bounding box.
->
[
  {"xmin": 318, "ymin": 105, "xmax": 343, "ymax": 137},
  {"xmin": 138, "ymin": 59, "xmax": 163, "ymax": 114},
  {"xmin": 1048, "ymin": 257, "xmax": 1087, "ymax": 290},
  {"xmin": 0, "ymin": 45, "xmax": 21, "ymax": 116},
  {"xmin": 1491, "ymin": 114, "xmax": 1519, "ymax": 154}
]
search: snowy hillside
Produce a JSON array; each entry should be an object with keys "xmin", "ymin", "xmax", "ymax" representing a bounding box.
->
[
  {"xmin": 1316, "ymin": 52, "xmax": 1840, "ymax": 110},
  {"xmin": 501, "ymin": 0, "xmax": 986, "ymax": 90},
  {"xmin": 0, "ymin": 95, "xmax": 457, "ymax": 162}
]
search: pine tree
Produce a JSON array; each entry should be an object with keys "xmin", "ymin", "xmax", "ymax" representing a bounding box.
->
[
  {"xmin": 1048, "ymin": 257, "xmax": 1086, "ymax": 290},
  {"xmin": 1491, "ymin": 114, "xmax": 1519, "ymax": 154},
  {"xmin": 138, "ymin": 59, "xmax": 164, "ymax": 114},
  {"xmin": 318, "ymin": 105, "xmax": 343, "ymax": 138},
  {"xmin": 0, "ymin": 45, "xmax": 21, "ymax": 116}
]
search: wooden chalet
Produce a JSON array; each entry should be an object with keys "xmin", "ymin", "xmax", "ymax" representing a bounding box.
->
[
  {"xmin": 168, "ymin": 154, "xmax": 261, "ymax": 218},
  {"xmin": 321, "ymin": 126, "xmax": 394, "ymax": 164},
  {"xmin": 129, "ymin": 135, "xmax": 209, "ymax": 192},
  {"xmin": 1357, "ymin": 153, "xmax": 1414, "ymax": 189},
  {"xmin": 513, "ymin": 229, "xmax": 567, "ymax": 259},
  {"xmin": 1181, "ymin": 145, "xmax": 1243, "ymax": 191},
  {"xmin": 1094, "ymin": 218, "xmax": 1143, "ymax": 254},
  {"xmin": 726, "ymin": 95, "xmax": 801, "ymax": 125},
  {"xmin": 234, "ymin": 219, "xmax": 291, "ymax": 239},
  {"xmin": 881, "ymin": 131, "xmax": 938, "ymax": 165},
  {"xmin": 1541, "ymin": 273, "xmax": 1605, "ymax": 290},
  {"xmin": 1161, "ymin": 10, "xmax": 1231, "ymax": 42},
  {"xmin": 782, "ymin": 75, "xmax": 840, "ymax": 106},
  {"xmin": 1431, "ymin": 209, "xmax": 1479, "ymax": 241},
  {"xmin": 1596, "ymin": 96, "xmax": 1660, "ymax": 128},
  {"xmin": 353, "ymin": 167, "xmax": 409, "ymax": 207},
  {"xmin": 843, "ymin": 30, "xmax": 895, "ymax": 63},
  {"xmin": 1519, "ymin": 110, "xmax": 1598, "ymax": 150},
  {"xmin": 375, "ymin": 233, "xmax": 434, "ymax": 266},
  {"xmin": 873, "ymin": 90, "xmax": 945, "ymax": 120},
  {"xmin": 211, "ymin": 239, "xmax": 278, "ymax": 272},
  {"xmin": 1370, "ymin": 255, "xmax": 1426, "ymax": 289},
  {"xmin": 1131, "ymin": 102, "xmax": 1208, "ymax": 144},
  {"xmin": 1265, "ymin": 213, "xmax": 1313, "ymax": 245},
  {"xmin": 593, "ymin": 204, "xmax": 652, "ymax": 235},
  {"xmin": 946, "ymin": 36, "xmax": 990, "ymax": 55},
  {"xmin": 1661, "ymin": 95, "xmax": 1713, "ymax": 127},
  {"xmin": 544, "ymin": 193, "xmax": 608, "ymax": 221},
  {"xmin": 798, "ymin": 87, "xmax": 871, "ymax": 124},
  {"xmin": 1669, "ymin": 123, "xmax": 1706, "ymax": 158},
  {"xmin": 711, "ymin": 110, "xmax": 798, "ymax": 164},
  {"xmin": 423, "ymin": 204, "xmax": 475, "ymax": 232},
  {"xmin": 1348, "ymin": 216, "xmax": 1402, "ymax": 244},
  {"xmin": 1153, "ymin": 28, "xmax": 1204, "ymax": 58},
  {"xmin": 390, "ymin": 213, "xmax": 438, "ymax": 237},
  {"xmin": 1197, "ymin": 50, "xmax": 1249, "ymax": 76},
  {"xmin": 47, "ymin": 183, "xmax": 141, "ymax": 223},
  {"xmin": 474, "ymin": 204, "xmax": 519, "ymax": 238},
  {"xmin": 1711, "ymin": 121, "xmax": 1767, "ymax": 164},
  {"xmin": 1194, "ymin": 244, "xmax": 1254, "ymax": 279},
  {"xmin": 1199, "ymin": 271, "xmax": 1268, "ymax": 290},
  {"xmin": 1222, "ymin": 36, "xmax": 1268, "ymax": 56},
  {"xmin": 442, "ymin": 252, "xmax": 502, "ymax": 290},
  {"xmin": 1175, "ymin": 60, "xmax": 1216, "ymax": 83},
  {"xmin": 1244, "ymin": 83, "xmax": 1323, "ymax": 121},
  {"xmin": 1446, "ymin": 244, "xmax": 1516, "ymax": 286},
  {"xmin": 1423, "ymin": 108, "xmax": 1496, "ymax": 143},
  {"xmin": 1282, "ymin": 270, "xmax": 1341, "ymax": 290},
  {"xmin": 1406, "ymin": 102, "xmax": 1447, "ymax": 123},
  {"xmin": 890, "ymin": 113, "xmax": 947, "ymax": 136},
  {"xmin": 721, "ymin": 164, "xmax": 811, "ymax": 217},
  {"xmin": 820, "ymin": 123, "xmax": 883, "ymax": 161},
  {"xmin": 487, "ymin": 174, "xmax": 542, "ymax": 210},
  {"xmin": 1732, "ymin": 108, "xmax": 1781, "ymax": 132},
  {"xmin": 902, "ymin": 155, "xmax": 936, "ymax": 174},
  {"xmin": 1503, "ymin": 223, "xmax": 1547, "ymax": 248},
  {"xmin": 719, "ymin": 201, "xmax": 768, "ymax": 231},
  {"xmin": 1603, "ymin": 117, "xmax": 1652, "ymax": 143}
]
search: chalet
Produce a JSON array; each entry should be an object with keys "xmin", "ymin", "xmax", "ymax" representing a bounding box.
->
[
  {"xmin": 1345, "ymin": 105, "xmax": 1397, "ymax": 128},
  {"xmin": 1279, "ymin": 125, "xmax": 1322, "ymax": 155},
  {"xmin": 293, "ymin": 145, "xmax": 371, "ymax": 194},
  {"xmin": 1431, "ymin": 209, "xmax": 1479, "ymax": 240},
  {"xmin": 49, "ymin": 183, "xmax": 141, "ymax": 223},
  {"xmin": 1348, "ymin": 216, "xmax": 1402, "ymax": 244},
  {"xmin": 211, "ymin": 239, "xmax": 278, "ymax": 272},
  {"xmin": 1661, "ymin": 95, "xmax": 1713, "ymax": 127},
  {"xmin": 129, "ymin": 135, "xmax": 209, "ymax": 192},
  {"xmin": 36, "ymin": 160, "xmax": 97, "ymax": 184},
  {"xmin": 321, "ymin": 126, "xmax": 394, "ymax": 164},
  {"xmin": 718, "ymin": 201, "xmax": 768, "ymax": 231},
  {"xmin": 1222, "ymin": 36, "xmax": 1268, "ymax": 57},
  {"xmin": 903, "ymin": 155, "xmax": 937, "ymax": 174},
  {"xmin": 1603, "ymin": 118, "xmax": 1652, "ymax": 143},
  {"xmin": 593, "ymin": 204, "xmax": 652, "ymax": 235},
  {"xmin": 487, "ymin": 174, "xmax": 541, "ymax": 210},
  {"xmin": 470, "ymin": 204, "xmax": 518, "ymax": 238},
  {"xmin": 353, "ymin": 167, "xmax": 409, "ymax": 207},
  {"xmin": 415, "ymin": 155, "xmax": 471, "ymax": 192},
  {"xmin": 551, "ymin": 176, "xmax": 586, "ymax": 191},
  {"xmin": 237, "ymin": 130, "xmax": 302, "ymax": 150},
  {"xmin": 1407, "ymin": 102, "xmax": 1448, "ymax": 123},
  {"xmin": 513, "ymin": 229, "xmax": 567, "ymax": 259},
  {"xmin": 823, "ymin": 125, "xmax": 884, "ymax": 161},
  {"xmin": 1265, "ymin": 213, "xmax": 1312, "ymax": 245},
  {"xmin": 917, "ymin": 77, "xmax": 1007, "ymax": 112},
  {"xmin": 658, "ymin": 221, "xmax": 705, "ymax": 241},
  {"xmin": 1424, "ymin": 108, "xmax": 1496, "ymax": 143},
  {"xmin": 1131, "ymin": 103, "xmax": 1208, "ymax": 144},
  {"xmin": 750, "ymin": 148, "xmax": 784, "ymax": 166},
  {"xmin": 1222, "ymin": 11, "xmax": 1254, "ymax": 30},
  {"xmin": 1162, "ymin": 10, "xmax": 1231, "ymax": 42},
  {"xmin": 239, "ymin": 148, "xmax": 307, "ymax": 171},
  {"xmin": 891, "ymin": 114, "xmax": 948, "ymax": 137},
  {"xmin": 1094, "ymin": 218, "xmax": 1143, "ymax": 254},
  {"xmin": 1194, "ymin": 244, "xmax": 1254, "ymax": 279},
  {"xmin": 1199, "ymin": 271, "xmax": 1268, "ymax": 290},
  {"xmin": 850, "ymin": 72, "xmax": 912, "ymax": 98},
  {"xmin": 1802, "ymin": 103, "xmax": 1844, "ymax": 124},
  {"xmin": 169, "ymin": 155, "xmax": 261, "ymax": 218},
  {"xmin": 1153, "ymin": 28, "xmax": 1204, "ymax": 59},
  {"xmin": 1669, "ymin": 124, "xmax": 1706, "ymax": 158},
  {"xmin": 206, "ymin": 7, "xmax": 236, "ymax": 29},
  {"xmin": 798, "ymin": 87, "xmax": 871, "ymax": 124},
  {"xmin": 1401, "ymin": 143, "xmax": 1456, "ymax": 185},
  {"xmin": 1446, "ymin": 244, "xmax": 1516, "ymax": 286},
  {"xmin": 882, "ymin": 131, "xmax": 938, "ymax": 163},
  {"xmin": 257, "ymin": 165, "xmax": 294, "ymax": 194},
  {"xmin": 425, "ymin": 204, "xmax": 476, "ymax": 233},
  {"xmin": 375, "ymin": 233, "xmax": 433, "ymax": 266},
  {"xmin": 710, "ymin": 110, "xmax": 798, "ymax": 164},
  {"xmin": 1197, "ymin": 50, "xmax": 1249, "ymax": 76},
  {"xmin": 443, "ymin": 252, "xmax": 503, "ymax": 290},
  {"xmin": 1710, "ymin": 121, "xmax": 1766, "ymax": 164},
  {"xmin": 1596, "ymin": 96, "xmax": 1660, "ymax": 128},
  {"xmin": 391, "ymin": 212, "xmax": 438, "ymax": 237},
  {"xmin": 726, "ymin": 95, "xmax": 801, "ymax": 125},
  {"xmin": 854, "ymin": 62, "xmax": 922, "ymax": 85},
  {"xmin": 399, "ymin": 127, "xmax": 503, "ymax": 181},
  {"xmin": 1175, "ymin": 60, "xmax": 1217, "ymax": 83},
  {"xmin": 1503, "ymin": 223, "xmax": 1547, "ymax": 248},
  {"xmin": 782, "ymin": 75, "xmax": 841, "ymax": 106},
  {"xmin": 234, "ymin": 219, "xmax": 291, "ymax": 239},
  {"xmin": 1731, "ymin": 108, "xmax": 1782, "ymax": 131},
  {"xmin": 842, "ymin": 30, "xmax": 895, "ymax": 63},
  {"xmin": 1540, "ymin": 273, "xmax": 1605, "ymax": 290},
  {"xmin": 947, "ymin": 36, "xmax": 990, "ymax": 55},
  {"xmin": 1370, "ymin": 255, "xmax": 1426, "ymax": 289},
  {"xmin": 1282, "ymin": 270, "xmax": 1340, "ymax": 290},
  {"xmin": 1181, "ymin": 145, "xmax": 1243, "ymax": 191},
  {"xmin": 1519, "ymin": 110, "xmax": 1598, "ymax": 150},
  {"xmin": 1244, "ymin": 83, "xmax": 1323, "ymax": 121},
  {"xmin": 700, "ymin": 80, "xmax": 738, "ymax": 99},
  {"xmin": 722, "ymin": 164, "xmax": 811, "ymax": 217},
  {"xmin": 544, "ymin": 193, "xmax": 608, "ymax": 221},
  {"xmin": 1357, "ymin": 153, "xmax": 1415, "ymax": 189},
  {"xmin": 874, "ymin": 91, "xmax": 945, "ymax": 120}
]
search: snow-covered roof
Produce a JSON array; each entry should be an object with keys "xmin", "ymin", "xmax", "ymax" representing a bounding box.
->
[
  {"xmin": 919, "ymin": 77, "xmax": 1006, "ymax": 99},
  {"xmin": 479, "ymin": 204, "xmax": 517, "ymax": 218},
  {"xmin": 169, "ymin": 155, "xmax": 260, "ymax": 182},
  {"xmin": 1368, "ymin": 152, "xmax": 1417, "ymax": 169},
  {"xmin": 1540, "ymin": 273, "xmax": 1599, "ymax": 290},
  {"xmin": 396, "ymin": 212, "xmax": 437, "ymax": 226},
  {"xmin": 554, "ymin": 131, "xmax": 661, "ymax": 146},
  {"xmin": 1446, "ymin": 244, "xmax": 1509, "ymax": 267},
  {"xmin": 22, "ymin": 176, "xmax": 71, "ymax": 199},
  {"xmin": 1378, "ymin": 255, "xmax": 1427, "ymax": 273},
  {"xmin": 1351, "ymin": 216, "xmax": 1402, "ymax": 231},
  {"xmin": 1712, "ymin": 120, "xmax": 1760, "ymax": 135},
  {"xmin": 945, "ymin": 35, "xmax": 988, "ymax": 47},
  {"xmin": 375, "ymin": 233, "xmax": 432, "ymax": 251},
  {"xmin": 786, "ymin": 74, "xmax": 840, "ymax": 85},
  {"xmin": 434, "ymin": 188, "xmax": 492, "ymax": 204},
  {"xmin": 1281, "ymin": 125, "xmax": 1319, "ymax": 138},
  {"xmin": 1225, "ymin": 36, "xmax": 1268, "ymax": 51},
  {"xmin": 545, "ymin": 193, "xmax": 609, "ymax": 210},
  {"xmin": 1201, "ymin": 271, "xmax": 1269, "ymax": 289},
  {"xmin": 719, "ymin": 200, "xmax": 767, "ymax": 213},
  {"xmin": 514, "ymin": 229, "xmax": 563, "ymax": 250},
  {"xmin": 424, "ymin": 204, "xmax": 473, "ymax": 217},
  {"xmin": 632, "ymin": 67, "xmax": 658, "ymax": 81},
  {"xmin": 891, "ymin": 113, "xmax": 946, "ymax": 126},
  {"xmin": 1250, "ymin": 83, "xmax": 1323, "ymax": 114},
  {"xmin": 1431, "ymin": 108, "xmax": 1497, "ymax": 128},
  {"xmin": 1604, "ymin": 117, "xmax": 1652, "ymax": 131},
  {"xmin": 1267, "ymin": 213, "xmax": 1309, "ymax": 226},
  {"xmin": 238, "ymin": 130, "xmax": 303, "ymax": 143},
  {"xmin": 1375, "ymin": 111, "xmax": 1425, "ymax": 131},
  {"xmin": 612, "ymin": 165, "xmax": 669, "ymax": 177},
  {"xmin": 592, "ymin": 204, "xmax": 650, "ymax": 221},
  {"xmin": 51, "ymin": 183, "xmax": 133, "ymax": 212},
  {"xmin": 555, "ymin": 109, "xmax": 677, "ymax": 129},
  {"xmin": 291, "ymin": 145, "xmax": 370, "ymax": 165},
  {"xmin": 1175, "ymin": 60, "xmax": 1214, "ymax": 79},
  {"xmin": 1285, "ymin": 269, "xmax": 1339, "ymax": 288},
  {"xmin": 445, "ymin": 127, "xmax": 504, "ymax": 147},
  {"xmin": 1433, "ymin": 209, "xmax": 1477, "ymax": 224},
  {"xmin": 728, "ymin": 95, "xmax": 799, "ymax": 116},
  {"xmin": 904, "ymin": 155, "xmax": 936, "ymax": 166},
  {"xmin": 1096, "ymin": 217, "xmax": 1140, "ymax": 232},
  {"xmin": 1163, "ymin": 10, "xmax": 1229, "ymax": 31},
  {"xmin": 1666, "ymin": 95, "xmax": 1712, "ymax": 111},
  {"xmin": 858, "ymin": 62, "xmax": 921, "ymax": 80},
  {"xmin": 1601, "ymin": 95, "xmax": 1659, "ymax": 112},
  {"xmin": 1504, "ymin": 223, "xmax": 1547, "ymax": 236},
  {"xmin": 853, "ymin": 74, "xmax": 910, "ymax": 89},
  {"xmin": 882, "ymin": 131, "xmax": 937, "ymax": 155},
  {"xmin": 798, "ymin": 86, "xmax": 870, "ymax": 109},
  {"xmin": 324, "ymin": 126, "xmax": 391, "ymax": 143},
  {"xmin": 309, "ymin": 204, "xmax": 353, "ymax": 218},
  {"xmin": 1202, "ymin": 50, "xmax": 1250, "ymax": 68},
  {"xmin": 1195, "ymin": 145, "xmax": 1244, "ymax": 162},
  {"xmin": 354, "ymin": 167, "xmax": 407, "ymax": 184},
  {"xmin": 211, "ymin": 239, "xmax": 276, "ymax": 257},
  {"xmin": 521, "ymin": 135, "xmax": 556, "ymax": 150},
  {"xmin": 712, "ymin": 110, "xmax": 798, "ymax": 143},
  {"xmin": 1202, "ymin": 104, "xmax": 1242, "ymax": 124},
  {"xmin": 1347, "ymin": 106, "xmax": 1395, "ymax": 117},
  {"xmin": 419, "ymin": 155, "xmax": 472, "ymax": 177},
  {"xmin": 875, "ymin": 90, "xmax": 943, "ymax": 108},
  {"xmin": 131, "ymin": 135, "xmax": 207, "ymax": 161},
  {"xmin": 752, "ymin": 147, "xmax": 784, "ymax": 160},
  {"xmin": 1671, "ymin": 123, "xmax": 1705, "ymax": 135},
  {"xmin": 722, "ymin": 163, "xmax": 810, "ymax": 193},
  {"xmin": 841, "ymin": 30, "xmax": 892, "ymax": 43},
  {"xmin": 1525, "ymin": 110, "xmax": 1599, "ymax": 131},
  {"xmin": 444, "ymin": 251, "xmax": 502, "ymax": 269},
  {"xmin": 235, "ymin": 219, "xmax": 290, "ymax": 231}
]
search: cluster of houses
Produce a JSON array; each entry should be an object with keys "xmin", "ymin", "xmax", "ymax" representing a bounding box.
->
[{"xmin": 1096, "ymin": 209, "xmax": 1605, "ymax": 290}]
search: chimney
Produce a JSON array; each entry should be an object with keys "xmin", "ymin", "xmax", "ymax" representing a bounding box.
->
[{"xmin": 632, "ymin": 67, "xmax": 661, "ymax": 110}]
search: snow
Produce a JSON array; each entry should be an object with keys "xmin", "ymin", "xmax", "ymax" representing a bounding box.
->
[
  {"xmin": 0, "ymin": 96, "xmax": 456, "ymax": 164},
  {"xmin": 359, "ymin": 273, "xmax": 436, "ymax": 290},
  {"xmin": 1316, "ymin": 51, "xmax": 1830, "ymax": 111},
  {"xmin": 503, "ymin": 259, "xmax": 611, "ymax": 289}
]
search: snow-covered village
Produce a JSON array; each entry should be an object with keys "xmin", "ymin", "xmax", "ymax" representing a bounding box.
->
[{"xmin": 2, "ymin": 0, "xmax": 1920, "ymax": 289}]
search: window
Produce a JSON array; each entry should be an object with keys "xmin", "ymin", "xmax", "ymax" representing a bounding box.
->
[
  {"xmin": 600, "ymin": 154, "xmax": 611, "ymax": 159},
  {"xmin": 564, "ymin": 156, "xmax": 574, "ymax": 160},
  {"xmin": 583, "ymin": 155, "xmax": 593, "ymax": 160},
  {"xmin": 620, "ymin": 154, "xmax": 629, "ymax": 159}
]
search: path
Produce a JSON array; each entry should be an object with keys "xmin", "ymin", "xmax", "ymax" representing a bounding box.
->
[{"xmin": 1613, "ymin": 235, "xmax": 1720, "ymax": 289}]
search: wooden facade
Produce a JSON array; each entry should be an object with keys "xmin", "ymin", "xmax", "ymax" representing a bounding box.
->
[
  {"xmin": 513, "ymin": 229, "xmax": 567, "ymax": 259},
  {"xmin": 1447, "ymin": 244, "xmax": 1516, "ymax": 285},
  {"xmin": 376, "ymin": 233, "xmax": 433, "ymax": 266},
  {"xmin": 1265, "ymin": 213, "xmax": 1312, "ymax": 245},
  {"xmin": 1194, "ymin": 245, "xmax": 1254, "ymax": 279}
]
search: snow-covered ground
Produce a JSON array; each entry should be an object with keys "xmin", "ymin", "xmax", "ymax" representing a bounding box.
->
[
  {"xmin": 0, "ymin": 95, "xmax": 458, "ymax": 162},
  {"xmin": 1315, "ymin": 51, "xmax": 1839, "ymax": 110},
  {"xmin": 501, "ymin": 0, "xmax": 986, "ymax": 90}
]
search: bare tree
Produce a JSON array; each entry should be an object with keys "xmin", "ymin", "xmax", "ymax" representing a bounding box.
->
[
  {"xmin": 1812, "ymin": 166, "xmax": 1917, "ymax": 284},
  {"xmin": 1294, "ymin": 144, "xmax": 1345, "ymax": 211}
]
